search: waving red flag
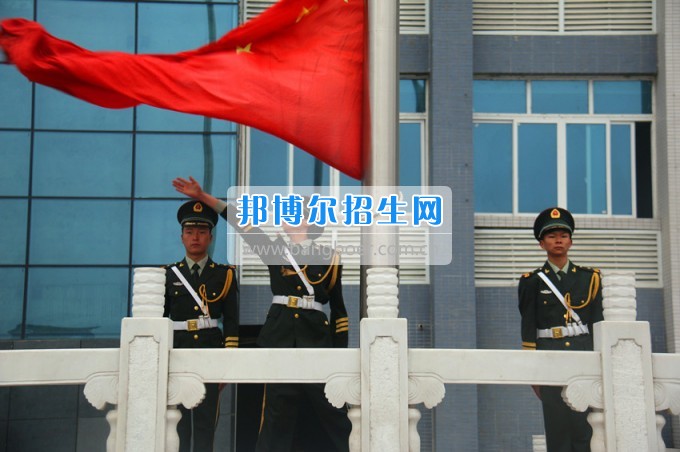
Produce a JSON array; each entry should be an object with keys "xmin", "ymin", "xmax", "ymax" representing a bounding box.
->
[{"xmin": 0, "ymin": 0, "xmax": 365, "ymax": 179}]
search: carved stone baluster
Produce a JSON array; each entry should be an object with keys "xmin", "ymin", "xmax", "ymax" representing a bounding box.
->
[
  {"xmin": 593, "ymin": 271, "xmax": 659, "ymax": 450},
  {"xmin": 84, "ymin": 373, "xmax": 119, "ymax": 452},
  {"xmin": 82, "ymin": 267, "xmax": 168, "ymax": 451},
  {"xmin": 587, "ymin": 410, "xmax": 606, "ymax": 452},
  {"xmin": 348, "ymin": 406, "xmax": 361, "ymax": 452},
  {"xmin": 601, "ymin": 271, "xmax": 637, "ymax": 322},
  {"xmin": 325, "ymin": 375, "xmax": 361, "ymax": 452},
  {"xmin": 653, "ymin": 380, "xmax": 680, "ymax": 451},
  {"xmin": 132, "ymin": 267, "xmax": 166, "ymax": 318},
  {"xmin": 118, "ymin": 267, "xmax": 172, "ymax": 451},
  {"xmin": 366, "ymin": 267, "xmax": 399, "ymax": 318},
  {"xmin": 407, "ymin": 375, "xmax": 445, "ymax": 452},
  {"xmin": 105, "ymin": 410, "xmax": 118, "ymax": 452},
  {"xmin": 597, "ymin": 270, "xmax": 637, "ymax": 450},
  {"xmin": 407, "ymin": 408, "xmax": 421, "ymax": 452}
]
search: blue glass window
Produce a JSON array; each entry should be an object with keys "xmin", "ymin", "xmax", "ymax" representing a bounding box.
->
[
  {"xmin": 137, "ymin": 3, "xmax": 238, "ymax": 53},
  {"xmin": 33, "ymin": 1, "xmax": 135, "ymax": 130},
  {"xmin": 33, "ymin": 132, "xmax": 132, "ymax": 197},
  {"xmin": 0, "ymin": 200, "xmax": 28, "ymax": 265},
  {"xmin": 340, "ymin": 173, "xmax": 361, "ymax": 187},
  {"xmin": 38, "ymin": 0, "xmax": 135, "ymax": 51},
  {"xmin": 400, "ymin": 79, "xmax": 426, "ymax": 113},
  {"xmin": 0, "ymin": 67, "xmax": 32, "ymax": 128},
  {"xmin": 0, "ymin": 0, "xmax": 33, "ymax": 20},
  {"xmin": 474, "ymin": 80, "xmax": 526, "ymax": 114},
  {"xmin": 0, "ymin": 132, "xmax": 31, "ymax": 196},
  {"xmin": 25, "ymin": 267, "xmax": 129, "ymax": 339},
  {"xmin": 532, "ymin": 81, "xmax": 588, "ymax": 114},
  {"xmin": 30, "ymin": 200, "xmax": 131, "ymax": 265},
  {"xmin": 400, "ymin": 123, "xmax": 422, "ymax": 186},
  {"xmin": 518, "ymin": 124, "xmax": 557, "ymax": 213},
  {"xmin": 474, "ymin": 123, "xmax": 512, "ymax": 213},
  {"xmin": 611, "ymin": 124, "xmax": 633, "ymax": 215},
  {"xmin": 35, "ymin": 86, "xmax": 134, "ymax": 131},
  {"xmin": 136, "ymin": 108, "xmax": 236, "ymax": 133},
  {"xmin": 132, "ymin": 200, "xmax": 230, "ymax": 266},
  {"xmin": 594, "ymin": 81, "xmax": 652, "ymax": 114},
  {"xmin": 135, "ymin": 133, "xmax": 236, "ymax": 198},
  {"xmin": 567, "ymin": 124, "xmax": 607, "ymax": 214},
  {"xmin": 293, "ymin": 148, "xmax": 330, "ymax": 189},
  {"xmin": 249, "ymin": 129, "xmax": 289, "ymax": 187},
  {"xmin": 0, "ymin": 268, "xmax": 25, "ymax": 339}
]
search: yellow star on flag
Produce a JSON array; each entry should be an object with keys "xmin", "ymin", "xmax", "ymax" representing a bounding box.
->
[
  {"xmin": 236, "ymin": 43, "xmax": 252, "ymax": 54},
  {"xmin": 296, "ymin": 5, "xmax": 318, "ymax": 23}
]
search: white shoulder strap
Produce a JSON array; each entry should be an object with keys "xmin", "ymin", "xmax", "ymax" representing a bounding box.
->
[
  {"xmin": 537, "ymin": 271, "xmax": 583, "ymax": 325},
  {"xmin": 171, "ymin": 266, "xmax": 209, "ymax": 316},
  {"xmin": 283, "ymin": 247, "xmax": 314, "ymax": 297}
]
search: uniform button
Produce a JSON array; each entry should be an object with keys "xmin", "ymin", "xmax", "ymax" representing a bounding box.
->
[
  {"xmin": 212, "ymin": 292, "xmax": 216, "ymax": 296},
  {"xmin": 543, "ymin": 301, "xmax": 547, "ymax": 305},
  {"xmin": 297, "ymin": 285, "xmax": 302, "ymax": 291},
  {"xmin": 324, "ymin": 320, "xmax": 329, "ymax": 326},
  {"xmin": 294, "ymin": 313, "xmax": 300, "ymax": 319},
  {"xmin": 194, "ymin": 306, "xmax": 199, "ymax": 311},
  {"xmin": 175, "ymin": 291, "xmax": 179, "ymax": 295},
  {"xmin": 565, "ymin": 342, "xmax": 571, "ymax": 347},
  {"xmin": 318, "ymin": 273, "xmax": 322, "ymax": 277},
  {"xmin": 193, "ymin": 334, "xmax": 199, "ymax": 340}
]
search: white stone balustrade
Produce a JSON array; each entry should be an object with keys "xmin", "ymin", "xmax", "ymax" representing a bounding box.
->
[{"xmin": 0, "ymin": 268, "xmax": 679, "ymax": 451}]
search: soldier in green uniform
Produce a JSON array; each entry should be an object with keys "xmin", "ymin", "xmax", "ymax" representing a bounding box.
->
[
  {"xmin": 518, "ymin": 207, "xmax": 604, "ymax": 452},
  {"xmin": 172, "ymin": 176, "xmax": 351, "ymax": 452},
  {"xmin": 165, "ymin": 200, "xmax": 239, "ymax": 452}
]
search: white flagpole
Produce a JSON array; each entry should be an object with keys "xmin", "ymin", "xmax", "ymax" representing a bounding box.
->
[
  {"xmin": 358, "ymin": 5, "xmax": 408, "ymax": 449},
  {"xmin": 360, "ymin": 0, "xmax": 400, "ymax": 319}
]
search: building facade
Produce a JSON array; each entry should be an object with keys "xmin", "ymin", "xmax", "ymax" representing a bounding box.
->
[{"xmin": 0, "ymin": 0, "xmax": 677, "ymax": 450}]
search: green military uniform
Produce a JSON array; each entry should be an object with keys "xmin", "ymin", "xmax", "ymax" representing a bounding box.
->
[
  {"xmin": 217, "ymin": 201, "xmax": 351, "ymax": 452},
  {"xmin": 164, "ymin": 201, "xmax": 239, "ymax": 452},
  {"xmin": 518, "ymin": 207, "xmax": 604, "ymax": 452},
  {"xmin": 519, "ymin": 262, "xmax": 603, "ymax": 352}
]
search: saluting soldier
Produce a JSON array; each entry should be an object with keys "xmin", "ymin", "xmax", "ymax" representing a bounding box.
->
[
  {"xmin": 165, "ymin": 200, "xmax": 239, "ymax": 452},
  {"xmin": 172, "ymin": 176, "xmax": 351, "ymax": 452},
  {"xmin": 518, "ymin": 207, "xmax": 604, "ymax": 452}
]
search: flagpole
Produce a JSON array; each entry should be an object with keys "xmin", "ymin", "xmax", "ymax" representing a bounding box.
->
[
  {"xmin": 359, "ymin": 4, "xmax": 406, "ymax": 448},
  {"xmin": 360, "ymin": 0, "xmax": 400, "ymax": 319}
]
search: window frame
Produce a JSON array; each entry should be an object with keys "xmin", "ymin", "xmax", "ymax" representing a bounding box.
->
[{"xmin": 473, "ymin": 78, "xmax": 654, "ymax": 218}]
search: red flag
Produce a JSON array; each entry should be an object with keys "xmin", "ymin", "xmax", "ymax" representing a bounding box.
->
[{"xmin": 0, "ymin": 0, "xmax": 365, "ymax": 179}]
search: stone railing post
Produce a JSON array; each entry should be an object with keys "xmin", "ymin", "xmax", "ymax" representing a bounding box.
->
[
  {"xmin": 591, "ymin": 271, "xmax": 659, "ymax": 451},
  {"xmin": 360, "ymin": 267, "xmax": 409, "ymax": 451},
  {"xmin": 116, "ymin": 267, "xmax": 173, "ymax": 452}
]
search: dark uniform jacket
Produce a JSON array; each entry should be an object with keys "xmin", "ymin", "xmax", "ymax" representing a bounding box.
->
[
  {"xmin": 219, "ymin": 208, "xmax": 348, "ymax": 349},
  {"xmin": 518, "ymin": 261, "xmax": 603, "ymax": 351},
  {"xmin": 164, "ymin": 257, "xmax": 239, "ymax": 349}
]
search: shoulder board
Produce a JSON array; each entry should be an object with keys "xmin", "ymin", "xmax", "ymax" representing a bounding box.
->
[
  {"xmin": 207, "ymin": 262, "xmax": 235, "ymax": 269},
  {"xmin": 163, "ymin": 261, "xmax": 182, "ymax": 269},
  {"xmin": 520, "ymin": 268, "xmax": 540, "ymax": 279},
  {"xmin": 575, "ymin": 265, "xmax": 600, "ymax": 273}
]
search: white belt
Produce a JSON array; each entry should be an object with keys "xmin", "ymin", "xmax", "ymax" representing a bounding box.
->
[
  {"xmin": 173, "ymin": 318, "xmax": 219, "ymax": 331},
  {"xmin": 537, "ymin": 324, "xmax": 589, "ymax": 339},
  {"xmin": 272, "ymin": 295, "xmax": 324, "ymax": 311}
]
